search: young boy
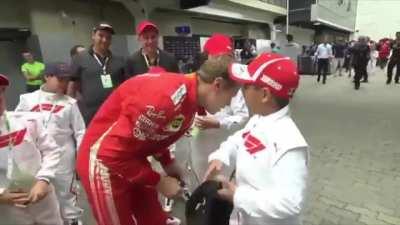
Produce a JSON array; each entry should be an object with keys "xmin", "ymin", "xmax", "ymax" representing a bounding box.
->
[
  {"xmin": 205, "ymin": 53, "xmax": 309, "ymax": 225},
  {"xmin": 15, "ymin": 63, "xmax": 86, "ymax": 225},
  {"xmin": 0, "ymin": 74, "xmax": 63, "ymax": 225}
]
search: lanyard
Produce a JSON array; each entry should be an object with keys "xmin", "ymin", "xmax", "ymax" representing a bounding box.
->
[
  {"xmin": 93, "ymin": 53, "xmax": 109, "ymax": 74},
  {"xmin": 142, "ymin": 50, "xmax": 160, "ymax": 69}
]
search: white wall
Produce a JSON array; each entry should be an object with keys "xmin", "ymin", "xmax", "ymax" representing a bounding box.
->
[
  {"xmin": 0, "ymin": 0, "xmax": 30, "ymax": 28},
  {"xmin": 355, "ymin": 0, "xmax": 400, "ymax": 40},
  {"xmin": 275, "ymin": 25, "xmax": 315, "ymax": 47},
  {"xmin": 19, "ymin": 0, "xmax": 134, "ymax": 62},
  {"xmin": 149, "ymin": 11, "xmax": 246, "ymax": 37}
]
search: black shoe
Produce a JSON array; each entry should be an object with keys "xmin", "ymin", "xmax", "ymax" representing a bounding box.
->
[
  {"xmin": 395, "ymin": 81, "xmax": 399, "ymax": 84},
  {"xmin": 361, "ymin": 80, "xmax": 368, "ymax": 83},
  {"xmin": 387, "ymin": 80, "xmax": 391, "ymax": 84}
]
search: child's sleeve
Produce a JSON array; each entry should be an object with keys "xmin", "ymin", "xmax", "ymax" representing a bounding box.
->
[
  {"xmin": 233, "ymin": 147, "xmax": 308, "ymax": 219},
  {"xmin": 15, "ymin": 95, "xmax": 29, "ymax": 112},
  {"xmin": 71, "ymin": 102, "xmax": 86, "ymax": 149},
  {"xmin": 217, "ymin": 90, "xmax": 249, "ymax": 130},
  {"xmin": 208, "ymin": 130, "xmax": 242, "ymax": 166},
  {"xmin": 32, "ymin": 117, "xmax": 61, "ymax": 183}
]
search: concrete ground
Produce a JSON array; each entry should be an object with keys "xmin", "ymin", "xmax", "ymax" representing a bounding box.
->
[
  {"xmin": 5, "ymin": 68, "xmax": 396, "ymax": 225},
  {"xmin": 80, "ymin": 68, "xmax": 400, "ymax": 225}
]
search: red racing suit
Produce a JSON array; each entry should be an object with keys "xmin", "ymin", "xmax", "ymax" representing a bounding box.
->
[{"xmin": 76, "ymin": 72, "xmax": 198, "ymax": 225}]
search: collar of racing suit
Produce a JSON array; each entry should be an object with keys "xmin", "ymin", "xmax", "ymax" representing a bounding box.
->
[
  {"xmin": 39, "ymin": 85, "xmax": 65, "ymax": 101},
  {"xmin": 247, "ymin": 105, "xmax": 289, "ymax": 128}
]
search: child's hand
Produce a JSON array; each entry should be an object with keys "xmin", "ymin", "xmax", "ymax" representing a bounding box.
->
[
  {"xmin": 28, "ymin": 180, "xmax": 50, "ymax": 204},
  {"xmin": 204, "ymin": 159, "xmax": 223, "ymax": 181},
  {"xmin": 195, "ymin": 116, "xmax": 220, "ymax": 130},
  {"xmin": 217, "ymin": 180, "xmax": 237, "ymax": 203},
  {"xmin": 0, "ymin": 190, "xmax": 30, "ymax": 206}
]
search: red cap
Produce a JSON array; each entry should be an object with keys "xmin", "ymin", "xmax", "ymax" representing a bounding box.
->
[
  {"xmin": 136, "ymin": 20, "xmax": 158, "ymax": 35},
  {"xmin": 0, "ymin": 74, "xmax": 9, "ymax": 86},
  {"xmin": 229, "ymin": 53, "xmax": 299, "ymax": 100},
  {"xmin": 203, "ymin": 33, "xmax": 233, "ymax": 56}
]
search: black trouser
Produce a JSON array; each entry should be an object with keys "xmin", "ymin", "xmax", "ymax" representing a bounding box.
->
[
  {"xmin": 26, "ymin": 84, "xmax": 41, "ymax": 93},
  {"xmin": 354, "ymin": 63, "xmax": 368, "ymax": 89},
  {"xmin": 317, "ymin": 58, "xmax": 329, "ymax": 83},
  {"xmin": 362, "ymin": 60, "xmax": 369, "ymax": 82},
  {"xmin": 377, "ymin": 58, "xmax": 388, "ymax": 69},
  {"xmin": 387, "ymin": 59, "xmax": 400, "ymax": 83}
]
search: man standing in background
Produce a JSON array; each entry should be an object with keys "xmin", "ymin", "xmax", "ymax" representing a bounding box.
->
[
  {"xmin": 315, "ymin": 38, "xmax": 333, "ymax": 84},
  {"xmin": 125, "ymin": 20, "xmax": 179, "ymax": 77},
  {"xmin": 351, "ymin": 36, "xmax": 370, "ymax": 90},
  {"xmin": 387, "ymin": 32, "xmax": 400, "ymax": 84},
  {"xmin": 70, "ymin": 45, "xmax": 86, "ymax": 58},
  {"xmin": 21, "ymin": 51, "xmax": 45, "ymax": 92},
  {"xmin": 333, "ymin": 39, "xmax": 346, "ymax": 76},
  {"xmin": 69, "ymin": 22, "xmax": 126, "ymax": 125}
]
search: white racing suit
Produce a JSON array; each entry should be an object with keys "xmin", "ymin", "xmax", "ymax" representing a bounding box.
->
[
  {"xmin": 15, "ymin": 89, "xmax": 86, "ymax": 222},
  {"xmin": 0, "ymin": 112, "xmax": 63, "ymax": 225},
  {"xmin": 209, "ymin": 106, "xmax": 309, "ymax": 225}
]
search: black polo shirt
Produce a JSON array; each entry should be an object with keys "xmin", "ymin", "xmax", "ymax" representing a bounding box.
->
[
  {"xmin": 71, "ymin": 48, "xmax": 125, "ymax": 124},
  {"xmin": 390, "ymin": 40, "xmax": 400, "ymax": 60},
  {"xmin": 125, "ymin": 49, "xmax": 179, "ymax": 78}
]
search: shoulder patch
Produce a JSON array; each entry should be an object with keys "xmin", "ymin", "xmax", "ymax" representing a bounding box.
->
[{"xmin": 171, "ymin": 84, "xmax": 187, "ymax": 106}]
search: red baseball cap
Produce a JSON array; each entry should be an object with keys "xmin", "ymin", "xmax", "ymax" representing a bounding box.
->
[
  {"xmin": 136, "ymin": 20, "xmax": 158, "ymax": 35},
  {"xmin": 203, "ymin": 33, "xmax": 233, "ymax": 56},
  {"xmin": 0, "ymin": 74, "xmax": 9, "ymax": 86},
  {"xmin": 229, "ymin": 53, "xmax": 299, "ymax": 100}
]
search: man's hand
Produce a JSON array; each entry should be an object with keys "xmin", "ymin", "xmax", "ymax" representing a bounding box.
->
[
  {"xmin": 203, "ymin": 159, "xmax": 224, "ymax": 181},
  {"xmin": 217, "ymin": 180, "xmax": 237, "ymax": 203},
  {"xmin": 162, "ymin": 162, "xmax": 184, "ymax": 183},
  {"xmin": 0, "ymin": 190, "xmax": 30, "ymax": 206},
  {"xmin": 194, "ymin": 116, "xmax": 220, "ymax": 130},
  {"xmin": 156, "ymin": 176, "xmax": 182, "ymax": 198},
  {"xmin": 28, "ymin": 180, "xmax": 50, "ymax": 204}
]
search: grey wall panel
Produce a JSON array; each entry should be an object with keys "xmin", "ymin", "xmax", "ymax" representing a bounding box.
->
[{"xmin": 0, "ymin": 40, "xmax": 27, "ymax": 109}]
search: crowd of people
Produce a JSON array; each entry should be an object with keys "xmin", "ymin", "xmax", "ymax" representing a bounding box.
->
[{"xmin": 308, "ymin": 32, "xmax": 400, "ymax": 89}]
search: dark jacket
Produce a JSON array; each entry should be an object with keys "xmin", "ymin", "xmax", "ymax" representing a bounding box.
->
[
  {"xmin": 125, "ymin": 49, "xmax": 179, "ymax": 78},
  {"xmin": 71, "ymin": 49, "xmax": 126, "ymax": 124},
  {"xmin": 350, "ymin": 43, "xmax": 370, "ymax": 66}
]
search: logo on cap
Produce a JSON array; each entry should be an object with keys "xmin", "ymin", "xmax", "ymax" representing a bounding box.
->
[{"xmin": 260, "ymin": 75, "xmax": 282, "ymax": 91}]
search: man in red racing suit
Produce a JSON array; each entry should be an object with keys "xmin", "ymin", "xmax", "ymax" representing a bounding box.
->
[{"xmin": 76, "ymin": 55, "xmax": 239, "ymax": 225}]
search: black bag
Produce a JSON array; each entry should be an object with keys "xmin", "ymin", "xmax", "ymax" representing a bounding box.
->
[{"xmin": 185, "ymin": 180, "xmax": 233, "ymax": 225}]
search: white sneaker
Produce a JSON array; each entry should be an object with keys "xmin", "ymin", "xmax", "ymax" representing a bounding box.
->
[
  {"xmin": 166, "ymin": 216, "xmax": 181, "ymax": 225},
  {"xmin": 66, "ymin": 219, "xmax": 82, "ymax": 225},
  {"xmin": 163, "ymin": 198, "xmax": 174, "ymax": 212}
]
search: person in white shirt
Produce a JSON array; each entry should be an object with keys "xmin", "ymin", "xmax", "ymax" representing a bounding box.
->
[
  {"xmin": 204, "ymin": 53, "xmax": 309, "ymax": 225},
  {"xmin": 187, "ymin": 33, "xmax": 249, "ymax": 186},
  {"xmin": 0, "ymin": 74, "xmax": 63, "ymax": 225},
  {"xmin": 315, "ymin": 38, "xmax": 333, "ymax": 84},
  {"xmin": 15, "ymin": 63, "xmax": 86, "ymax": 225}
]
